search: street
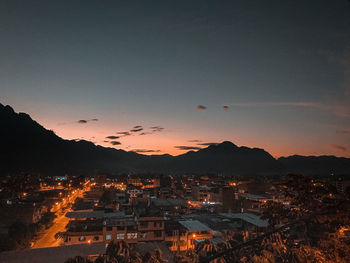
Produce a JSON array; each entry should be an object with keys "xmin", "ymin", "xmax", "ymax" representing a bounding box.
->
[
  {"xmin": 31, "ymin": 188, "xmax": 85, "ymax": 249},
  {"xmin": 32, "ymin": 211, "xmax": 70, "ymax": 249}
]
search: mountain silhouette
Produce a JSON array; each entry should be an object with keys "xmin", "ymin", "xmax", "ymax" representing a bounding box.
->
[{"xmin": 1, "ymin": 103, "xmax": 349, "ymax": 176}]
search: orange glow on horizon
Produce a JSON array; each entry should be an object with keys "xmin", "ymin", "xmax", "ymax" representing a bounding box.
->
[{"xmin": 32, "ymin": 116, "xmax": 350, "ymax": 158}]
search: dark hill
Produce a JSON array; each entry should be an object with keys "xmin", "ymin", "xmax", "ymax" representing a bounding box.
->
[
  {"xmin": 278, "ymin": 155, "xmax": 350, "ymax": 175},
  {"xmin": 1, "ymin": 103, "xmax": 349, "ymax": 176}
]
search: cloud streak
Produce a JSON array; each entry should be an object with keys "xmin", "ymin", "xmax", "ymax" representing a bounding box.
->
[
  {"xmin": 77, "ymin": 118, "xmax": 99, "ymax": 124},
  {"xmin": 130, "ymin": 127, "xmax": 143, "ymax": 132},
  {"xmin": 228, "ymin": 102, "xmax": 322, "ymax": 108},
  {"xmin": 116, "ymin": 125, "xmax": 165, "ymax": 139},
  {"xmin": 336, "ymin": 130, "xmax": 350, "ymax": 134},
  {"xmin": 132, "ymin": 149, "xmax": 161, "ymax": 153},
  {"xmin": 188, "ymin": 140, "xmax": 202, "ymax": 143},
  {"xmin": 110, "ymin": 141, "xmax": 121, "ymax": 146},
  {"xmin": 196, "ymin": 105, "xmax": 207, "ymax": 110},
  {"xmin": 117, "ymin": 131, "xmax": 131, "ymax": 137},
  {"xmin": 330, "ymin": 144, "xmax": 346, "ymax": 151},
  {"xmin": 175, "ymin": 146, "xmax": 203, "ymax": 150},
  {"xmin": 106, "ymin": 136, "xmax": 120, "ymax": 140},
  {"xmin": 222, "ymin": 105, "xmax": 229, "ymax": 111},
  {"xmin": 150, "ymin": 126, "xmax": 165, "ymax": 133},
  {"xmin": 198, "ymin": 142, "xmax": 219, "ymax": 146},
  {"xmin": 140, "ymin": 132, "xmax": 151, "ymax": 135},
  {"xmin": 226, "ymin": 54, "xmax": 350, "ymax": 119}
]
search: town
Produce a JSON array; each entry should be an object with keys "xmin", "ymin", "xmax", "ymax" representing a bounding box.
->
[
  {"xmin": 0, "ymin": 173, "xmax": 349, "ymax": 262},
  {"xmin": 1, "ymin": 0, "xmax": 350, "ymax": 262}
]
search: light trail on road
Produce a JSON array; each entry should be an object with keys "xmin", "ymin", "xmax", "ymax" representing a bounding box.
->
[{"xmin": 32, "ymin": 212, "xmax": 70, "ymax": 249}]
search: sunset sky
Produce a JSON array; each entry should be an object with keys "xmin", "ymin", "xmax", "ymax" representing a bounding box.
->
[{"xmin": 1, "ymin": 0, "xmax": 350, "ymax": 157}]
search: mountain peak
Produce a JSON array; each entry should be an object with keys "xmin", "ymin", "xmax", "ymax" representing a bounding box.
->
[
  {"xmin": 220, "ymin": 141, "xmax": 238, "ymax": 148},
  {"xmin": 1, "ymin": 104, "xmax": 15, "ymax": 114},
  {"xmin": 204, "ymin": 141, "xmax": 238, "ymax": 152},
  {"xmin": 1, "ymin": 103, "xmax": 349, "ymax": 175}
]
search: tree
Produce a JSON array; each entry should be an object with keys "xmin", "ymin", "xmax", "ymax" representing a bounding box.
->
[
  {"xmin": 142, "ymin": 249, "xmax": 167, "ymax": 263},
  {"xmin": 64, "ymin": 256, "xmax": 92, "ymax": 263},
  {"xmin": 99, "ymin": 190, "xmax": 115, "ymax": 205},
  {"xmin": 8, "ymin": 222, "xmax": 32, "ymax": 249},
  {"xmin": 201, "ymin": 174, "xmax": 350, "ymax": 263},
  {"xmin": 105, "ymin": 241, "xmax": 142, "ymax": 263},
  {"xmin": 94, "ymin": 256, "xmax": 104, "ymax": 263}
]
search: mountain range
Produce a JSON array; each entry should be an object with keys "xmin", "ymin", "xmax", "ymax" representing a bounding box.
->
[{"xmin": 1, "ymin": 103, "xmax": 349, "ymax": 176}]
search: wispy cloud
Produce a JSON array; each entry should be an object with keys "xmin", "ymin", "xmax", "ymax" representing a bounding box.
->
[
  {"xmin": 117, "ymin": 125, "xmax": 165, "ymax": 138},
  {"xmin": 198, "ymin": 142, "xmax": 219, "ymax": 146},
  {"xmin": 117, "ymin": 131, "xmax": 131, "ymax": 137},
  {"xmin": 140, "ymin": 132, "xmax": 151, "ymax": 136},
  {"xmin": 226, "ymin": 101, "xmax": 350, "ymax": 117},
  {"xmin": 130, "ymin": 127, "xmax": 143, "ymax": 132},
  {"xmin": 106, "ymin": 136, "xmax": 119, "ymax": 140},
  {"xmin": 59, "ymin": 118, "xmax": 99, "ymax": 125},
  {"xmin": 188, "ymin": 140, "xmax": 203, "ymax": 143},
  {"xmin": 132, "ymin": 149, "xmax": 161, "ymax": 153},
  {"xmin": 225, "ymin": 56, "xmax": 350, "ymax": 118},
  {"xmin": 228, "ymin": 102, "xmax": 322, "ymax": 108},
  {"xmin": 77, "ymin": 118, "xmax": 99, "ymax": 124},
  {"xmin": 330, "ymin": 144, "xmax": 347, "ymax": 151},
  {"xmin": 175, "ymin": 146, "xmax": 203, "ymax": 150},
  {"xmin": 196, "ymin": 105, "xmax": 207, "ymax": 110},
  {"xmin": 110, "ymin": 141, "xmax": 121, "ymax": 146},
  {"xmin": 336, "ymin": 130, "xmax": 350, "ymax": 134},
  {"xmin": 222, "ymin": 105, "xmax": 229, "ymax": 111},
  {"xmin": 150, "ymin": 126, "xmax": 165, "ymax": 133}
]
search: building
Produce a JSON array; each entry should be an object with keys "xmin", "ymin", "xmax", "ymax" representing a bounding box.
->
[{"xmin": 165, "ymin": 220, "xmax": 213, "ymax": 251}]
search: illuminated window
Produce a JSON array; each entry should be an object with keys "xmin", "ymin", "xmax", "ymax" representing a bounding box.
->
[
  {"xmin": 179, "ymin": 240, "xmax": 186, "ymax": 246},
  {"xmin": 106, "ymin": 234, "xmax": 112, "ymax": 240},
  {"xmin": 79, "ymin": 236, "xmax": 86, "ymax": 241},
  {"xmin": 116, "ymin": 233, "xmax": 125, "ymax": 240},
  {"xmin": 127, "ymin": 233, "xmax": 137, "ymax": 239}
]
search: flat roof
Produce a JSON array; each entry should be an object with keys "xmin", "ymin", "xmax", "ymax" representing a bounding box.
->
[
  {"xmin": 151, "ymin": 198, "xmax": 187, "ymax": 207},
  {"xmin": 66, "ymin": 210, "xmax": 125, "ymax": 219},
  {"xmin": 0, "ymin": 242, "xmax": 106, "ymax": 263},
  {"xmin": 240, "ymin": 193, "xmax": 269, "ymax": 200},
  {"xmin": 219, "ymin": 213, "xmax": 269, "ymax": 227},
  {"xmin": 179, "ymin": 220, "xmax": 212, "ymax": 231}
]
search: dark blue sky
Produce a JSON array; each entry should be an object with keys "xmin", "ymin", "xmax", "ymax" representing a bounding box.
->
[{"xmin": 1, "ymin": 0, "xmax": 349, "ymax": 156}]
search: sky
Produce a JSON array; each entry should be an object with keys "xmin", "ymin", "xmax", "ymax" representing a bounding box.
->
[{"xmin": 1, "ymin": 0, "xmax": 350, "ymax": 157}]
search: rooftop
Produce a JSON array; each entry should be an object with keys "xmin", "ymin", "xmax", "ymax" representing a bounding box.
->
[
  {"xmin": 240, "ymin": 193, "xmax": 269, "ymax": 200},
  {"xmin": 151, "ymin": 198, "xmax": 187, "ymax": 207},
  {"xmin": 65, "ymin": 210, "xmax": 125, "ymax": 219},
  {"xmin": 219, "ymin": 213, "xmax": 269, "ymax": 227},
  {"xmin": 179, "ymin": 220, "xmax": 212, "ymax": 231}
]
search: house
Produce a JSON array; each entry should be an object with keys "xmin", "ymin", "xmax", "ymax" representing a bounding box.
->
[{"xmin": 165, "ymin": 220, "xmax": 213, "ymax": 251}]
